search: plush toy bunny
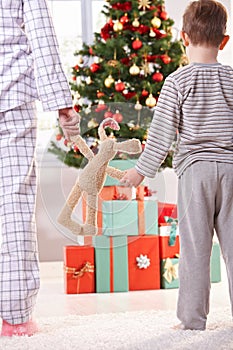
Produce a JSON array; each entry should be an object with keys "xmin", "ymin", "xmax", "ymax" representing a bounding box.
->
[{"xmin": 57, "ymin": 118, "xmax": 142, "ymax": 236}]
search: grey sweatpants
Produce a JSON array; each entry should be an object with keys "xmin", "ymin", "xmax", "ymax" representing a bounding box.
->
[
  {"xmin": 0, "ymin": 102, "xmax": 40, "ymax": 324},
  {"xmin": 177, "ymin": 161, "xmax": 233, "ymax": 330}
]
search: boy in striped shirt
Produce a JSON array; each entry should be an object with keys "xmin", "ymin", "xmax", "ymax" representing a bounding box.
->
[{"xmin": 121, "ymin": 0, "xmax": 233, "ymax": 330}]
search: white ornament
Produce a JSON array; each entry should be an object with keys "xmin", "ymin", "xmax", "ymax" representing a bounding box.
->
[
  {"xmin": 85, "ymin": 105, "xmax": 92, "ymax": 115},
  {"xmin": 136, "ymin": 254, "xmax": 150, "ymax": 269},
  {"xmin": 127, "ymin": 121, "xmax": 135, "ymax": 128}
]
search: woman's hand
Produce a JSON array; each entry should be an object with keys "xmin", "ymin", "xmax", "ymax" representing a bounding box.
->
[{"xmin": 58, "ymin": 107, "xmax": 80, "ymax": 140}]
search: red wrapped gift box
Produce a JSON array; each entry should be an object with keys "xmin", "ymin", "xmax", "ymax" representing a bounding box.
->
[
  {"xmin": 64, "ymin": 246, "xmax": 95, "ymax": 294},
  {"xmin": 158, "ymin": 202, "xmax": 177, "ymax": 224},
  {"xmin": 128, "ymin": 236, "xmax": 160, "ymax": 290},
  {"xmin": 159, "ymin": 224, "xmax": 180, "ymax": 259}
]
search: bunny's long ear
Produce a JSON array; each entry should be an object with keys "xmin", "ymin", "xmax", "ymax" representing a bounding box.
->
[
  {"xmin": 98, "ymin": 118, "xmax": 120, "ymax": 141},
  {"xmin": 113, "ymin": 138, "xmax": 142, "ymax": 154}
]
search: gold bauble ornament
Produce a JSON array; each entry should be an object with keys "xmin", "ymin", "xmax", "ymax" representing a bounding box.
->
[
  {"xmin": 146, "ymin": 93, "xmax": 157, "ymax": 107},
  {"xmin": 78, "ymin": 56, "xmax": 84, "ymax": 64},
  {"xmin": 135, "ymin": 101, "xmax": 143, "ymax": 111},
  {"xmin": 88, "ymin": 119, "xmax": 98, "ymax": 129},
  {"xmin": 149, "ymin": 28, "xmax": 156, "ymax": 37},
  {"xmin": 151, "ymin": 16, "xmax": 161, "ymax": 29},
  {"xmin": 113, "ymin": 20, "xmax": 123, "ymax": 32},
  {"xmin": 180, "ymin": 54, "xmax": 189, "ymax": 65},
  {"xmin": 104, "ymin": 75, "xmax": 115, "ymax": 88},
  {"xmin": 132, "ymin": 18, "xmax": 140, "ymax": 27},
  {"xmin": 86, "ymin": 76, "xmax": 93, "ymax": 85},
  {"xmin": 129, "ymin": 63, "xmax": 140, "ymax": 75},
  {"xmin": 74, "ymin": 92, "xmax": 81, "ymax": 100},
  {"xmin": 107, "ymin": 60, "xmax": 118, "ymax": 67}
]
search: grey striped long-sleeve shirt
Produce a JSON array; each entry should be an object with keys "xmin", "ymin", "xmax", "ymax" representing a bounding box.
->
[{"xmin": 136, "ymin": 62, "xmax": 233, "ymax": 178}]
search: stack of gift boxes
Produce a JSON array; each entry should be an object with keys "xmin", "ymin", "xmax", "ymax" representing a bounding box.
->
[{"xmin": 64, "ymin": 163, "xmax": 221, "ymax": 294}]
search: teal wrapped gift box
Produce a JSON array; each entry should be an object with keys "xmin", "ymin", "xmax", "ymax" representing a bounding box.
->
[
  {"xmin": 160, "ymin": 242, "xmax": 221, "ymax": 289},
  {"xmin": 210, "ymin": 242, "xmax": 221, "ymax": 283},
  {"xmin": 104, "ymin": 159, "xmax": 138, "ymax": 186},
  {"xmin": 102, "ymin": 199, "xmax": 158, "ymax": 236},
  {"xmin": 93, "ymin": 236, "xmax": 128, "ymax": 293},
  {"xmin": 160, "ymin": 257, "xmax": 179, "ymax": 289}
]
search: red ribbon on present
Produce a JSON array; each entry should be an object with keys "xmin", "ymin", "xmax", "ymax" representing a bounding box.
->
[
  {"xmin": 110, "ymin": 237, "xmax": 114, "ymax": 292},
  {"xmin": 138, "ymin": 200, "xmax": 145, "ymax": 235},
  {"xmin": 144, "ymin": 186, "xmax": 152, "ymax": 197},
  {"xmin": 64, "ymin": 261, "xmax": 94, "ymax": 293},
  {"xmin": 113, "ymin": 193, "xmax": 128, "ymax": 200}
]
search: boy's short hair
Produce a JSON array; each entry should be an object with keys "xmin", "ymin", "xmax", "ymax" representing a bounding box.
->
[{"xmin": 182, "ymin": 0, "xmax": 227, "ymax": 47}]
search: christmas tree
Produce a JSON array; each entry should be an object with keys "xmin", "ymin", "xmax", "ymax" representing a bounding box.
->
[{"xmin": 49, "ymin": 0, "xmax": 186, "ymax": 169}]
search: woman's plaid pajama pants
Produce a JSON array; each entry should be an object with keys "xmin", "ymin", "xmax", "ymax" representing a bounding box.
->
[{"xmin": 0, "ymin": 102, "xmax": 40, "ymax": 324}]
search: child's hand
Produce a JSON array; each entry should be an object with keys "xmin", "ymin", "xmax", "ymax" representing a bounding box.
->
[
  {"xmin": 59, "ymin": 107, "xmax": 80, "ymax": 140},
  {"xmin": 120, "ymin": 168, "xmax": 144, "ymax": 187}
]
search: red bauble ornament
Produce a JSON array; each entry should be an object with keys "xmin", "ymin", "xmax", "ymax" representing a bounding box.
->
[
  {"xmin": 123, "ymin": 91, "xmax": 136, "ymax": 99},
  {"xmin": 90, "ymin": 63, "xmax": 100, "ymax": 73},
  {"xmin": 95, "ymin": 103, "xmax": 107, "ymax": 112},
  {"xmin": 73, "ymin": 145, "xmax": 79, "ymax": 153},
  {"xmin": 141, "ymin": 89, "xmax": 149, "ymax": 97},
  {"xmin": 130, "ymin": 53, "xmax": 137, "ymax": 59},
  {"xmin": 115, "ymin": 80, "xmax": 125, "ymax": 92},
  {"xmin": 56, "ymin": 134, "xmax": 62, "ymax": 141},
  {"xmin": 104, "ymin": 110, "xmax": 114, "ymax": 119},
  {"xmin": 97, "ymin": 91, "xmax": 105, "ymax": 98},
  {"xmin": 113, "ymin": 110, "xmax": 123, "ymax": 123},
  {"xmin": 132, "ymin": 38, "xmax": 143, "ymax": 50},
  {"xmin": 74, "ymin": 104, "xmax": 81, "ymax": 113},
  {"xmin": 74, "ymin": 65, "xmax": 80, "ymax": 71},
  {"xmin": 120, "ymin": 13, "xmax": 129, "ymax": 25},
  {"xmin": 160, "ymin": 11, "xmax": 168, "ymax": 20},
  {"xmin": 160, "ymin": 54, "xmax": 171, "ymax": 64},
  {"xmin": 89, "ymin": 47, "xmax": 94, "ymax": 55},
  {"xmin": 72, "ymin": 76, "xmax": 76, "ymax": 81},
  {"xmin": 152, "ymin": 71, "xmax": 164, "ymax": 82}
]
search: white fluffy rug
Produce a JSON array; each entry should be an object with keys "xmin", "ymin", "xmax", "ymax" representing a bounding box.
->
[{"xmin": 1, "ymin": 308, "xmax": 233, "ymax": 350}]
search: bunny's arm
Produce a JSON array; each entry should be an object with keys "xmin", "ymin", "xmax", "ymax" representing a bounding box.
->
[
  {"xmin": 71, "ymin": 135, "xmax": 94, "ymax": 161},
  {"xmin": 106, "ymin": 166, "xmax": 126, "ymax": 180}
]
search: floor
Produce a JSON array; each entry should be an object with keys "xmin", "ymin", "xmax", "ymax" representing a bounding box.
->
[{"xmin": 34, "ymin": 258, "xmax": 230, "ymax": 320}]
